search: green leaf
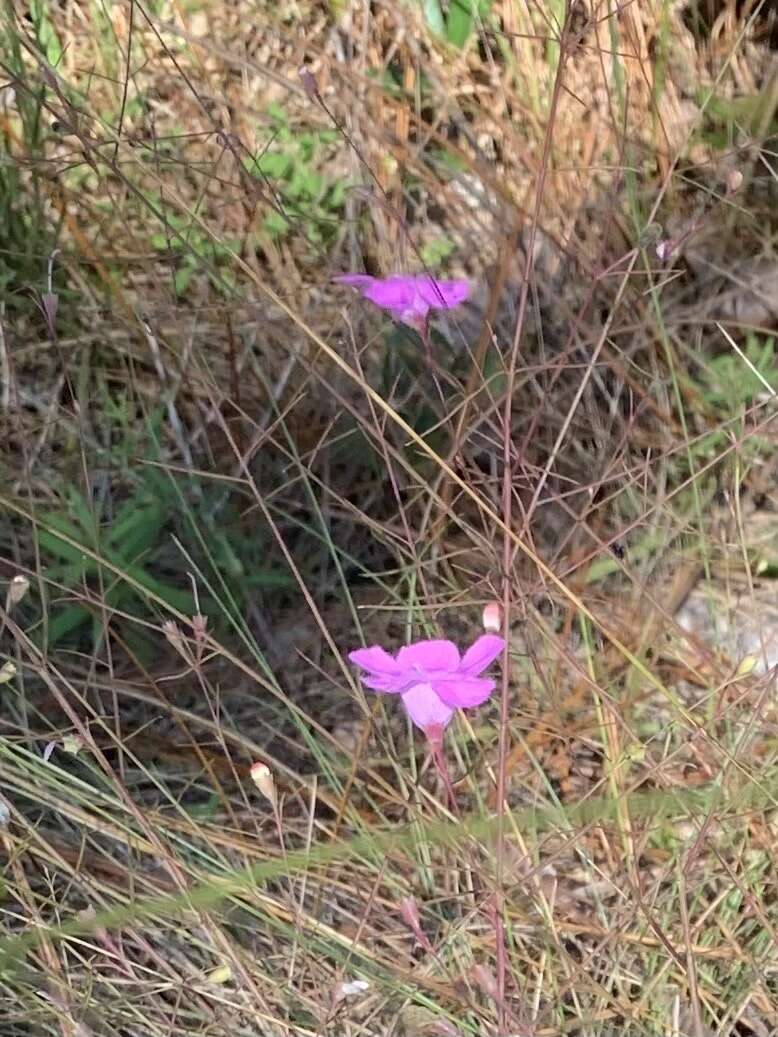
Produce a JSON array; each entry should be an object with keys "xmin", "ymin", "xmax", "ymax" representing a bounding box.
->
[
  {"xmin": 67, "ymin": 488, "xmax": 98, "ymax": 540},
  {"xmin": 286, "ymin": 167, "xmax": 307, "ymax": 199},
  {"xmin": 422, "ymin": 0, "xmax": 446, "ymax": 36},
  {"xmin": 420, "ymin": 236, "xmax": 455, "ymax": 268},
  {"xmin": 244, "ymin": 568, "xmax": 294, "ymax": 590},
  {"xmin": 701, "ymin": 335, "xmax": 777, "ymax": 410},
  {"xmin": 108, "ymin": 500, "xmax": 166, "ymax": 559},
  {"xmin": 39, "ymin": 521, "xmax": 92, "ymax": 567},
  {"xmin": 47, "ymin": 606, "xmax": 91, "ymax": 646},
  {"xmin": 210, "ymin": 532, "xmax": 245, "ymax": 578},
  {"xmin": 263, "ymin": 211, "xmax": 290, "ymax": 238},
  {"xmin": 446, "ymin": 0, "xmax": 477, "ymax": 47},
  {"xmin": 104, "ymin": 557, "xmax": 192, "ymax": 613},
  {"xmin": 299, "ymin": 169, "xmax": 323, "ymax": 199},
  {"xmin": 30, "ymin": 0, "xmax": 63, "ymax": 65},
  {"xmin": 266, "ymin": 102, "xmax": 287, "ymax": 124},
  {"xmin": 256, "ymin": 152, "xmax": 292, "ymax": 179},
  {"xmin": 328, "ymin": 179, "xmax": 348, "ymax": 207},
  {"xmin": 185, "ymin": 794, "xmax": 220, "ymax": 821},
  {"xmin": 174, "ymin": 264, "xmax": 193, "ymax": 296}
]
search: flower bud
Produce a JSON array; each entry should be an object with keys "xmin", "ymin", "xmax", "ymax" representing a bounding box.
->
[
  {"xmin": 655, "ymin": 239, "xmax": 673, "ymax": 263},
  {"xmin": 298, "ymin": 65, "xmax": 320, "ymax": 98},
  {"xmin": 726, "ymin": 169, "xmax": 743, "ymax": 193},
  {"xmin": 63, "ymin": 734, "xmax": 83, "ymax": 755},
  {"xmin": 399, "ymin": 895, "xmax": 421, "ymax": 932},
  {"xmin": 206, "ymin": 964, "xmax": 232, "ymax": 985},
  {"xmin": 250, "ymin": 761, "xmax": 276, "ymax": 805},
  {"xmin": 399, "ymin": 896, "xmax": 432, "ymax": 951},
  {"xmin": 482, "ymin": 601, "xmax": 502, "ymax": 633},
  {"xmin": 472, "ymin": 962, "xmax": 498, "ymax": 999},
  {"xmin": 7, "ymin": 574, "xmax": 30, "ymax": 607},
  {"xmin": 0, "ymin": 661, "xmax": 17, "ymax": 684},
  {"xmin": 162, "ymin": 620, "xmax": 189, "ymax": 661},
  {"xmin": 333, "ymin": 978, "xmax": 369, "ymax": 1004}
]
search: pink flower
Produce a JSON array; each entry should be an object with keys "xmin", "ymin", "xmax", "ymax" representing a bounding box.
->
[
  {"xmin": 333, "ymin": 273, "xmax": 470, "ymax": 332},
  {"xmin": 348, "ymin": 635, "xmax": 504, "ymax": 737}
]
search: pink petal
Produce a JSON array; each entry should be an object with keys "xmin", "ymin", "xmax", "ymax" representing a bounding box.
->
[
  {"xmin": 397, "ymin": 298, "xmax": 430, "ymax": 325},
  {"xmin": 397, "ymin": 639, "xmax": 460, "ymax": 674},
  {"xmin": 431, "ymin": 677, "xmax": 496, "ymax": 708},
  {"xmin": 416, "ymin": 277, "xmax": 470, "ymax": 310},
  {"xmin": 459, "ymin": 635, "xmax": 505, "ymax": 676},
  {"xmin": 335, "ymin": 273, "xmax": 417, "ymax": 312},
  {"xmin": 400, "ymin": 683, "xmax": 454, "ymax": 731},
  {"xmin": 335, "ymin": 274, "xmax": 462, "ymax": 327},
  {"xmin": 349, "ymin": 645, "xmax": 405, "ymax": 693},
  {"xmin": 359, "ymin": 276, "xmax": 417, "ymax": 312},
  {"xmin": 348, "ymin": 645, "xmax": 400, "ymax": 675},
  {"xmin": 360, "ymin": 673, "xmax": 405, "ymax": 693}
]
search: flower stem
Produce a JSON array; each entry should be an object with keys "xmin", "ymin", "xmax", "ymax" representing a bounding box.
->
[{"xmin": 428, "ymin": 733, "xmax": 458, "ymax": 814}]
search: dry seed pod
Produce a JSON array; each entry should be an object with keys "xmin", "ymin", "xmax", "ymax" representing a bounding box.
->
[
  {"xmin": 7, "ymin": 575, "xmax": 29, "ymax": 608},
  {"xmin": 250, "ymin": 762, "xmax": 276, "ymax": 805}
]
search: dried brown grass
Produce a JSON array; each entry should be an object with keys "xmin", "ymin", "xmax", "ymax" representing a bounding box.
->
[{"xmin": 2, "ymin": 1, "xmax": 778, "ymax": 1034}]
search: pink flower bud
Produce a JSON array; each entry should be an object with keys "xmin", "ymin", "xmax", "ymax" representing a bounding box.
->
[
  {"xmin": 482, "ymin": 601, "xmax": 502, "ymax": 633},
  {"xmin": 399, "ymin": 895, "xmax": 422, "ymax": 932},
  {"xmin": 399, "ymin": 896, "xmax": 433, "ymax": 952},
  {"xmin": 472, "ymin": 962, "xmax": 498, "ymax": 999},
  {"xmin": 655, "ymin": 239, "xmax": 673, "ymax": 263},
  {"xmin": 298, "ymin": 65, "xmax": 320, "ymax": 98},
  {"xmin": 430, "ymin": 1022, "xmax": 463, "ymax": 1037}
]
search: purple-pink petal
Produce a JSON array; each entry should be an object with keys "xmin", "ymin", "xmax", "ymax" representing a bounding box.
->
[
  {"xmin": 361, "ymin": 276, "xmax": 420, "ymax": 311},
  {"xmin": 459, "ymin": 634, "xmax": 505, "ymax": 677},
  {"xmin": 336, "ymin": 274, "xmax": 417, "ymax": 312},
  {"xmin": 400, "ymin": 683, "xmax": 454, "ymax": 731},
  {"xmin": 359, "ymin": 673, "xmax": 405, "ymax": 693},
  {"xmin": 395, "ymin": 300, "xmax": 429, "ymax": 325},
  {"xmin": 334, "ymin": 273, "xmax": 470, "ymax": 320},
  {"xmin": 396, "ymin": 639, "xmax": 460, "ymax": 675},
  {"xmin": 416, "ymin": 277, "xmax": 470, "ymax": 309},
  {"xmin": 348, "ymin": 645, "xmax": 401, "ymax": 675},
  {"xmin": 431, "ymin": 677, "xmax": 496, "ymax": 708},
  {"xmin": 348, "ymin": 646, "xmax": 405, "ymax": 693}
]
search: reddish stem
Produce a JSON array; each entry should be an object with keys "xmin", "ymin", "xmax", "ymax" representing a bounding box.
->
[{"xmin": 426, "ymin": 726, "xmax": 458, "ymax": 814}]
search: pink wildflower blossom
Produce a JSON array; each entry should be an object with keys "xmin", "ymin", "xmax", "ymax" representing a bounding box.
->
[
  {"xmin": 348, "ymin": 635, "xmax": 504, "ymax": 739},
  {"xmin": 333, "ymin": 273, "xmax": 470, "ymax": 333}
]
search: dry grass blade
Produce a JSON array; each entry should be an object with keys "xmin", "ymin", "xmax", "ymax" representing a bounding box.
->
[{"xmin": 2, "ymin": 0, "xmax": 778, "ymax": 1034}]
